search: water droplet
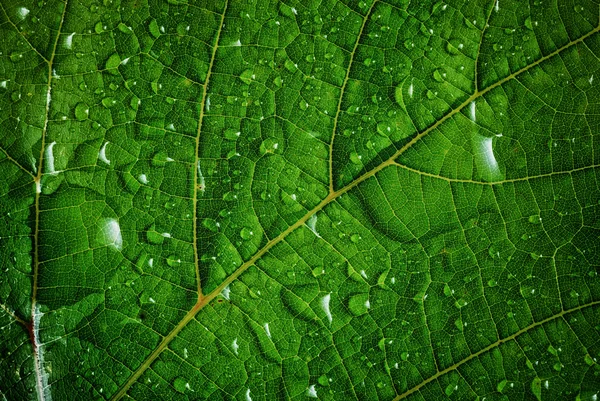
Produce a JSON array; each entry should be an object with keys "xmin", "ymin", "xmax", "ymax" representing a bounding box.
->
[
  {"xmin": 528, "ymin": 215, "xmax": 541, "ymax": 224},
  {"xmin": 224, "ymin": 128, "xmax": 241, "ymax": 141},
  {"xmin": 146, "ymin": 224, "xmax": 165, "ymax": 245},
  {"xmin": 349, "ymin": 152, "xmax": 362, "ymax": 165},
  {"xmin": 10, "ymin": 52, "xmax": 23, "ymax": 62},
  {"xmin": 102, "ymin": 97, "xmax": 117, "ymax": 108},
  {"xmin": 350, "ymin": 234, "xmax": 361, "ymax": 243},
  {"xmin": 433, "ymin": 69, "xmax": 444, "ymax": 82},
  {"xmin": 117, "ymin": 22, "xmax": 132, "ymax": 34},
  {"xmin": 94, "ymin": 21, "xmax": 105, "ymax": 34},
  {"xmin": 167, "ymin": 255, "xmax": 181, "ymax": 267},
  {"xmin": 259, "ymin": 138, "xmax": 282, "ymax": 155},
  {"xmin": 240, "ymin": 227, "xmax": 254, "ymax": 240},
  {"xmin": 100, "ymin": 218, "xmax": 123, "ymax": 250},
  {"xmin": 105, "ymin": 53, "xmax": 121, "ymax": 73},
  {"xmin": 584, "ymin": 354, "xmax": 595, "ymax": 366},
  {"xmin": 446, "ymin": 40, "xmax": 462, "ymax": 55},
  {"xmin": 454, "ymin": 298, "xmax": 467, "ymax": 308},
  {"xmin": 222, "ymin": 191, "xmax": 237, "ymax": 201},
  {"xmin": 487, "ymin": 279, "xmax": 498, "ymax": 287},
  {"xmin": 445, "ymin": 383, "xmax": 457, "ymax": 396},
  {"xmin": 443, "ymin": 284, "xmax": 453, "ymax": 297},
  {"xmin": 173, "ymin": 377, "xmax": 188, "ymax": 393},
  {"xmin": 151, "ymin": 151, "xmax": 172, "ymax": 167},
  {"xmin": 17, "ymin": 7, "xmax": 30, "ymax": 19},
  {"xmin": 149, "ymin": 19, "xmax": 160, "ymax": 38},
  {"xmin": 531, "ymin": 377, "xmax": 542, "ymax": 401},
  {"xmin": 284, "ymin": 59, "xmax": 297, "ymax": 72},
  {"xmin": 464, "ymin": 18, "xmax": 477, "ymax": 29},
  {"xmin": 497, "ymin": 379, "xmax": 508, "ymax": 392},
  {"xmin": 202, "ymin": 218, "xmax": 220, "ymax": 232},
  {"xmin": 239, "ymin": 69, "xmax": 253, "ymax": 84},
  {"xmin": 347, "ymin": 293, "xmax": 370, "ymax": 316},
  {"xmin": 74, "ymin": 102, "xmax": 89, "ymax": 121},
  {"xmin": 376, "ymin": 122, "xmax": 393, "ymax": 137},
  {"xmin": 318, "ymin": 374, "xmax": 329, "ymax": 386},
  {"xmin": 525, "ymin": 16, "xmax": 534, "ymax": 30}
]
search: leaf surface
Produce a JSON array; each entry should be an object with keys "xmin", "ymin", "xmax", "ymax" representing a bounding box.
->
[{"xmin": 1, "ymin": 0, "xmax": 600, "ymax": 400}]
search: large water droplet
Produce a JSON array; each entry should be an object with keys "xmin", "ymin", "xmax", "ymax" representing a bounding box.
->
[
  {"xmin": 224, "ymin": 128, "xmax": 241, "ymax": 141},
  {"xmin": 167, "ymin": 255, "xmax": 181, "ymax": 267},
  {"xmin": 349, "ymin": 152, "xmax": 362, "ymax": 165},
  {"xmin": 173, "ymin": 377, "xmax": 188, "ymax": 393},
  {"xmin": 259, "ymin": 138, "xmax": 282, "ymax": 155},
  {"xmin": 347, "ymin": 293, "xmax": 370, "ymax": 316},
  {"xmin": 240, "ymin": 227, "xmax": 254, "ymax": 240},
  {"xmin": 146, "ymin": 224, "xmax": 165, "ymax": 244},
  {"xmin": 74, "ymin": 102, "xmax": 89, "ymax": 121},
  {"xmin": 433, "ymin": 69, "xmax": 445, "ymax": 82},
  {"xmin": 102, "ymin": 97, "xmax": 117, "ymax": 108},
  {"xmin": 202, "ymin": 218, "xmax": 220, "ymax": 232},
  {"xmin": 239, "ymin": 69, "xmax": 253, "ymax": 84}
]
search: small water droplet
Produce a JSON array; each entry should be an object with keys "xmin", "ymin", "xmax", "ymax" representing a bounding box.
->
[
  {"xmin": 167, "ymin": 255, "xmax": 181, "ymax": 267},
  {"xmin": 240, "ymin": 227, "xmax": 254, "ymax": 240}
]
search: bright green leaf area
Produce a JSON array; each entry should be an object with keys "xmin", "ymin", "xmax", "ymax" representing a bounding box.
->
[{"xmin": 1, "ymin": 0, "xmax": 600, "ymax": 400}]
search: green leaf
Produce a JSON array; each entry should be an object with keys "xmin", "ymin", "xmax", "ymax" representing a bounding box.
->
[{"xmin": 1, "ymin": 1, "xmax": 600, "ymax": 400}]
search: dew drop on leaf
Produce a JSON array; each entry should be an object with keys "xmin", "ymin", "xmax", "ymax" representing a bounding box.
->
[
  {"xmin": 74, "ymin": 103, "xmax": 89, "ymax": 121},
  {"xmin": 240, "ymin": 227, "xmax": 254, "ymax": 240},
  {"xmin": 173, "ymin": 377, "xmax": 188, "ymax": 393},
  {"xmin": 167, "ymin": 255, "xmax": 181, "ymax": 267},
  {"xmin": 202, "ymin": 218, "xmax": 220, "ymax": 232},
  {"xmin": 347, "ymin": 293, "xmax": 370, "ymax": 316},
  {"xmin": 224, "ymin": 129, "xmax": 241, "ymax": 141}
]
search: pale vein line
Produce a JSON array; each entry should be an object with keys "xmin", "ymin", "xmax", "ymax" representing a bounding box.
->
[
  {"xmin": 0, "ymin": 303, "xmax": 27, "ymax": 326},
  {"xmin": 0, "ymin": 146, "xmax": 35, "ymax": 178},
  {"xmin": 392, "ymin": 162, "xmax": 600, "ymax": 185},
  {"xmin": 328, "ymin": 1, "xmax": 377, "ymax": 192},
  {"xmin": 192, "ymin": 0, "xmax": 229, "ymax": 298}
]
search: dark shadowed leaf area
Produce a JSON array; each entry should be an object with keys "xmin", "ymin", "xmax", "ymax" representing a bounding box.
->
[{"xmin": 1, "ymin": 0, "xmax": 600, "ymax": 400}]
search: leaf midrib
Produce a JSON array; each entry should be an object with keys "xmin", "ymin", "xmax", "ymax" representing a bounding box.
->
[{"xmin": 29, "ymin": 1, "xmax": 70, "ymax": 401}]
